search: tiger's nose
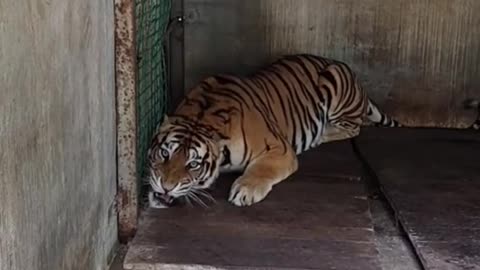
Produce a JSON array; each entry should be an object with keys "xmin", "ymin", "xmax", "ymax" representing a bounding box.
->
[{"xmin": 162, "ymin": 181, "xmax": 177, "ymax": 192}]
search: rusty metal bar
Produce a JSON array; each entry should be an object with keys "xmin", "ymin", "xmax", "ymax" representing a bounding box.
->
[{"xmin": 114, "ymin": 0, "xmax": 139, "ymax": 243}]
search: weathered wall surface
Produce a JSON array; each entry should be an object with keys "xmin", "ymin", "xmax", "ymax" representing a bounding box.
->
[
  {"xmin": 183, "ymin": 0, "xmax": 480, "ymax": 128},
  {"xmin": 0, "ymin": 0, "xmax": 117, "ymax": 269}
]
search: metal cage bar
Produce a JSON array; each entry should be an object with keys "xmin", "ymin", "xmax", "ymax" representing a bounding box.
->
[
  {"xmin": 114, "ymin": 0, "xmax": 172, "ymax": 243},
  {"xmin": 114, "ymin": 0, "xmax": 139, "ymax": 243}
]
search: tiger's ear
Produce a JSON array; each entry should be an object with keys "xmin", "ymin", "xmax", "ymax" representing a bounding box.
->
[
  {"xmin": 203, "ymin": 76, "xmax": 219, "ymax": 87},
  {"xmin": 155, "ymin": 115, "xmax": 171, "ymax": 133},
  {"xmin": 162, "ymin": 115, "xmax": 170, "ymax": 125}
]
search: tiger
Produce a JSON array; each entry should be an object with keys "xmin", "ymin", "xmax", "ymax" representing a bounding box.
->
[
  {"xmin": 463, "ymin": 99, "xmax": 480, "ymax": 130},
  {"xmin": 146, "ymin": 54, "xmax": 401, "ymax": 208}
]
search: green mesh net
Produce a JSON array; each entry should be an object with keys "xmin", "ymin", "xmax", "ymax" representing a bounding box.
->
[{"xmin": 135, "ymin": 0, "xmax": 171, "ymax": 181}]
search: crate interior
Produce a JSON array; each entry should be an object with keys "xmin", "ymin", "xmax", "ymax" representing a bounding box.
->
[{"xmin": 113, "ymin": 1, "xmax": 480, "ymax": 270}]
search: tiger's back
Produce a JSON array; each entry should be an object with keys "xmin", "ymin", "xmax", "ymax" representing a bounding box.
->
[
  {"xmin": 243, "ymin": 54, "xmax": 370, "ymax": 154},
  {"xmin": 176, "ymin": 54, "xmax": 397, "ymax": 156}
]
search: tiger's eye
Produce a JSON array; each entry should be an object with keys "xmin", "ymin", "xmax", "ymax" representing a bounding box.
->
[
  {"xmin": 188, "ymin": 161, "xmax": 200, "ymax": 170},
  {"xmin": 160, "ymin": 149, "xmax": 169, "ymax": 160}
]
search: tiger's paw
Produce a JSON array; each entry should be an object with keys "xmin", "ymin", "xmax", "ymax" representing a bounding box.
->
[{"xmin": 228, "ymin": 179, "xmax": 272, "ymax": 207}]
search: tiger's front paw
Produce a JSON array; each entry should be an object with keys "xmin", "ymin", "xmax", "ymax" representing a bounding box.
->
[{"xmin": 228, "ymin": 179, "xmax": 272, "ymax": 207}]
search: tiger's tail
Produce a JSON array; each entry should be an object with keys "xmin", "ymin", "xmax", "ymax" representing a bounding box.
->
[
  {"xmin": 366, "ymin": 99, "xmax": 402, "ymax": 127},
  {"xmin": 463, "ymin": 98, "xmax": 480, "ymax": 130}
]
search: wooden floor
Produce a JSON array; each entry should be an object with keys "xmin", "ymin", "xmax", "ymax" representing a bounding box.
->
[
  {"xmin": 356, "ymin": 128, "xmax": 480, "ymax": 270},
  {"xmin": 123, "ymin": 142, "xmax": 381, "ymax": 270},
  {"xmin": 119, "ymin": 128, "xmax": 480, "ymax": 270}
]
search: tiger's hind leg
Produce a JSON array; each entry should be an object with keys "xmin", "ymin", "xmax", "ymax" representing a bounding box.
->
[
  {"xmin": 321, "ymin": 120, "xmax": 361, "ymax": 143},
  {"xmin": 228, "ymin": 141, "xmax": 298, "ymax": 207}
]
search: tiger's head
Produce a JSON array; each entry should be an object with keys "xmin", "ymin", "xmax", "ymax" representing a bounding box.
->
[{"xmin": 146, "ymin": 116, "xmax": 224, "ymax": 208}]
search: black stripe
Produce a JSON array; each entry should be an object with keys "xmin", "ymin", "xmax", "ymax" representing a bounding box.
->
[
  {"xmin": 220, "ymin": 146, "xmax": 231, "ymax": 166},
  {"xmin": 239, "ymin": 81, "xmax": 283, "ymax": 141},
  {"xmin": 254, "ymin": 75, "xmax": 276, "ymax": 102},
  {"xmin": 216, "ymin": 76, "xmax": 279, "ymax": 138},
  {"xmin": 260, "ymin": 73, "xmax": 291, "ymax": 130},
  {"xmin": 322, "ymin": 85, "xmax": 333, "ymax": 114},
  {"xmin": 272, "ymin": 65, "xmax": 311, "ymax": 135},
  {"xmin": 278, "ymin": 61, "xmax": 319, "ymax": 126},
  {"xmin": 253, "ymin": 75, "xmax": 279, "ymax": 123},
  {"xmin": 240, "ymin": 122, "xmax": 249, "ymax": 165},
  {"xmin": 268, "ymin": 70, "xmax": 303, "ymax": 150}
]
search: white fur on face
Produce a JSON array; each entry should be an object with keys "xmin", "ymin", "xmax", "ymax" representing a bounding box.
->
[{"xmin": 149, "ymin": 169, "xmax": 165, "ymax": 194}]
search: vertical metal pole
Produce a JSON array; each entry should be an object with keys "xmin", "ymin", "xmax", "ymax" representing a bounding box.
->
[{"xmin": 114, "ymin": 0, "xmax": 138, "ymax": 243}]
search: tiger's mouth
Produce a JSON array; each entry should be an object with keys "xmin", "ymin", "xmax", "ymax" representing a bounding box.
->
[
  {"xmin": 148, "ymin": 191, "xmax": 177, "ymax": 208},
  {"xmin": 153, "ymin": 192, "xmax": 174, "ymax": 205}
]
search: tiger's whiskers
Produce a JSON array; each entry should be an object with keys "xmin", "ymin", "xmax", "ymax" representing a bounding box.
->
[
  {"xmin": 186, "ymin": 191, "xmax": 209, "ymax": 208},
  {"xmin": 184, "ymin": 195, "xmax": 193, "ymax": 207},
  {"xmin": 192, "ymin": 189, "xmax": 216, "ymax": 204}
]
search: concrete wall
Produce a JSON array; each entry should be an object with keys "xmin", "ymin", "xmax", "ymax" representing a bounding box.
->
[
  {"xmin": 0, "ymin": 0, "xmax": 117, "ymax": 269},
  {"xmin": 183, "ymin": 0, "xmax": 480, "ymax": 128}
]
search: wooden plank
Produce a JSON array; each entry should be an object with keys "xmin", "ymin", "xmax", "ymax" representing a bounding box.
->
[
  {"xmin": 123, "ymin": 141, "xmax": 381, "ymax": 270},
  {"xmin": 295, "ymin": 141, "xmax": 362, "ymax": 180},
  {"xmin": 125, "ymin": 239, "xmax": 379, "ymax": 270},
  {"xmin": 356, "ymin": 128, "xmax": 480, "ymax": 270},
  {"xmin": 184, "ymin": 0, "xmax": 480, "ymax": 128}
]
